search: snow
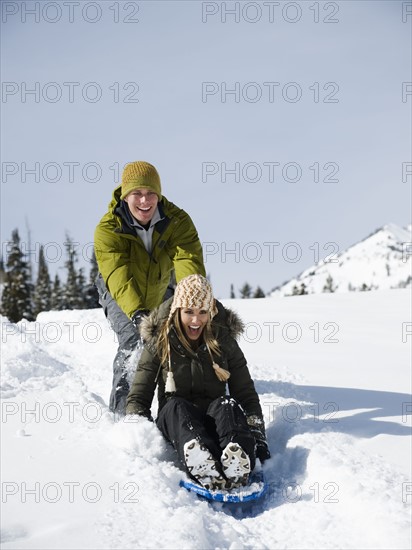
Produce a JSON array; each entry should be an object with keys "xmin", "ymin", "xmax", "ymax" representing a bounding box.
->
[
  {"xmin": 1, "ymin": 290, "xmax": 411, "ymax": 549},
  {"xmin": 270, "ymin": 223, "xmax": 412, "ymax": 296}
]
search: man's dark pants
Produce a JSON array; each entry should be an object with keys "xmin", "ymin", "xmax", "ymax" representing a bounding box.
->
[
  {"xmin": 96, "ymin": 273, "xmax": 174, "ymax": 415},
  {"xmin": 96, "ymin": 274, "xmax": 140, "ymax": 414}
]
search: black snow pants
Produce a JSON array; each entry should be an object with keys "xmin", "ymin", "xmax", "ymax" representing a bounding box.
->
[{"xmin": 156, "ymin": 396, "xmax": 257, "ymax": 474}]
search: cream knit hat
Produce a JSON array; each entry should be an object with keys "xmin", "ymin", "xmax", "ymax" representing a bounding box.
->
[{"xmin": 169, "ymin": 274, "xmax": 218, "ymax": 320}]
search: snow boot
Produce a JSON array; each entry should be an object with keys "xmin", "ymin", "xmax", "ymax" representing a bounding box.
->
[
  {"xmin": 183, "ymin": 438, "xmax": 227, "ymax": 491},
  {"xmin": 221, "ymin": 442, "xmax": 251, "ymax": 487}
]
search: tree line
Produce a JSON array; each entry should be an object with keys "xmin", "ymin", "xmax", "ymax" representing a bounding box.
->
[
  {"xmin": 230, "ymin": 283, "xmax": 266, "ymax": 299},
  {"xmin": 0, "ymin": 228, "xmax": 100, "ymax": 323},
  {"xmin": 0, "ymin": 228, "xmax": 271, "ymax": 324}
]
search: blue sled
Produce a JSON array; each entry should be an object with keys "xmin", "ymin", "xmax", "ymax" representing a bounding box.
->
[{"xmin": 180, "ymin": 471, "xmax": 268, "ymax": 503}]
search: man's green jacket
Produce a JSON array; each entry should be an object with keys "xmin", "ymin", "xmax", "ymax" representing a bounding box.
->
[{"xmin": 94, "ymin": 185, "xmax": 205, "ymax": 318}]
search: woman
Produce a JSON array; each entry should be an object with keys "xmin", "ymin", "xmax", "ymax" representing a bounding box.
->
[{"xmin": 126, "ymin": 274, "xmax": 270, "ymax": 490}]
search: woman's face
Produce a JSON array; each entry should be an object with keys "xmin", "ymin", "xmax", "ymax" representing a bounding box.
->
[{"xmin": 180, "ymin": 307, "xmax": 209, "ymax": 341}]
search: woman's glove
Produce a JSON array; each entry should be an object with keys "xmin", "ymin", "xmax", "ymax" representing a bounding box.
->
[{"xmin": 246, "ymin": 414, "xmax": 271, "ymax": 462}]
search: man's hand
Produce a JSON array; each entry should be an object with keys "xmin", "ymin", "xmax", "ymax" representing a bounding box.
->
[{"xmin": 130, "ymin": 310, "xmax": 150, "ymax": 330}]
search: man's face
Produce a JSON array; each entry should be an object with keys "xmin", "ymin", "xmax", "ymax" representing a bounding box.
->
[{"xmin": 124, "ymin": 188, "xmax": 159, "ymax": 225}]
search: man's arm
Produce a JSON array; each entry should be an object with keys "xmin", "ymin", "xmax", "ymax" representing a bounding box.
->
[
  {"xmin": 94, "ymin": 225, "xmax": 145, "ymax": 318},
  {"xmin": 167, "ymin": 212, "xmax": 206, "ymax": 281}
]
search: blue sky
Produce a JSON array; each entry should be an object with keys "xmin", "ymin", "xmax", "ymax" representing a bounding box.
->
[{"xmin": 1, "ymin": 0, "xmax": 411, "ymax": 298}]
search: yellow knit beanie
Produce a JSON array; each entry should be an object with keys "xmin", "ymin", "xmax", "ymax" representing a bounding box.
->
[{"xmin": 120, "ymin": 161, "xmax": 162, "ymax": 200}]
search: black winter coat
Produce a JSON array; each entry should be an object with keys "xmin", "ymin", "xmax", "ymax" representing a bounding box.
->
[{"xmin": 125, "ymin": 298, "xmax": 263, "ymax": 418}]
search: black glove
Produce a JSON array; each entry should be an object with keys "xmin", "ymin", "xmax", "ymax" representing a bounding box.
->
[
  {"xmin": 247, "ymin": 414, "xmax": 271, "ymax": 463},
  {"xmin": 130, "ymin": 310, "xmax": 150, "ymax": 330}
]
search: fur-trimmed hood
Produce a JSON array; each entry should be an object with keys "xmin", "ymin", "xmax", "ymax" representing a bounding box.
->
[{"xmin": 140, "ymin": 297, "xmax": 244, "ymax": 349}]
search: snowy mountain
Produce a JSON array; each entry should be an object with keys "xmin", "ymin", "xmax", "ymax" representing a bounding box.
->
[
  {"xmin": 270, "ymin": 223, "xmax": 412, "ymax": 297},
  {"xmin": 1, "ymin": 290, "xmax": 411, "ymax": 549}
]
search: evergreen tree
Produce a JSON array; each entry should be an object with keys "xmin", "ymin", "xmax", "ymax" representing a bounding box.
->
[
  {"xmin": 323, "ymin": 274, "xmax": 336, "ymax": 293},
  {"xmin": 50, "ymin": 274, "xmax": 64, "ymax": 310},
  {"xmin": 253, "ymin": 286, "xmax": 266, "ymax": 298},
  {"xmin": 230, "ymin": 284, "xmax": 235, "ymax": 299},
  {"xmin": 291, "ymin": 283, "xmax": 307, "ymax": 296},
  {"xmin": 0, "ymin": 229, "xmax": 34, "ymax": 322},
  {"xmin": 360, "ymin": 283, "xmax": 371, "ymax": 292},
  {"xmin": 83, "ymin": 251, "xmax": 101, "ymax": 309},
  {"xmin": 291, "ymin": 284, "xmax": 300, "ymax": 296},
  {"xmin": 24, "ymin": 217, "xmax": 33, "ymax": 285},
  {"xmin": 0, "ymin": 256, "xmax": 5, "ymax": 285},
  {"xmin": 399, "ymin": 275, "xmax": 412, "ymax": 288},
  {"xmin": 77, "ymin": 268, "xmax": 87, "ymax": 309},
  {"xmin": 32, "ymin": 245, "xmax": 52, "ymax": 317},
  {"xmin": 239, "ymin": 282, "xmax": 252, "ymax": 299},
  {"xmin": 62, "ymin": 234, "xmax": 83, "ymax": 309},
  {"xmin": 89, "ymin": 249, "xmax": 99, "ymax": 285}
]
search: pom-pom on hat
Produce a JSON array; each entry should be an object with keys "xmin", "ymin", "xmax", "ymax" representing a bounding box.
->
[
  {"xmin": 120, "ymin": 161, "xmax": 162, "ymax": 200},
  {"xmin": 169, "ymin": 274, "xmax": 218, "ymax": 320}
]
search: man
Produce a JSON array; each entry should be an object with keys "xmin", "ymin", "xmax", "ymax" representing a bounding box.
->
[{"xmin": 94, "ymin": 161, "xmax": 205, "ymax": 415}]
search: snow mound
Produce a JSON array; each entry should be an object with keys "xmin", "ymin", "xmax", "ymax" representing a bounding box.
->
[{"xmin": 1, "ymin": 291, "xmax": 411, "ymax": 549}]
